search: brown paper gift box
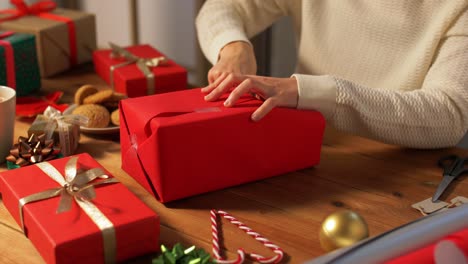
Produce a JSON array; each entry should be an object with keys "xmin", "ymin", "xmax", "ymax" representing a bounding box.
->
[{"xmin": 0, "ymin": 8, "xmax": 96, "ymax": 77}]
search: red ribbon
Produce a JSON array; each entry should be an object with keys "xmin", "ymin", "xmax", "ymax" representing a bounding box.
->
[
  {"xmin": 0, "ymin": 0, "xmax": 77, "ymax": 66},
  {"xmin": 0, "ymin": 31, "xmax": 16, "ymax": 89}
]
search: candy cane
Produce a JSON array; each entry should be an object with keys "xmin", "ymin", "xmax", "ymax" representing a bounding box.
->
[{"xmin": 211, "ymin": 209, "xmax": 284, "ymax": 264}]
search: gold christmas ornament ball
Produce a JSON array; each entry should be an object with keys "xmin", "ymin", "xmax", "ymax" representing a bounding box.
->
[{"xmin": 319, "ymin": 210, "xmax": 369, "ymax": 252}]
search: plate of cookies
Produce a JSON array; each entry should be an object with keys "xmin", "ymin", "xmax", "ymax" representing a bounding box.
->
[{"xmin": 63, "ymin": 85, "xmax": 126, "ymax": 134}]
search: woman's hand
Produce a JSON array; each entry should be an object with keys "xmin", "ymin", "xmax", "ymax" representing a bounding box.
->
[
  {"xmin": 202, "ymin": 74, "xmax": 299, "ymax": 121},
  {"xmin": 207, "ymin": 41, "xmax": 257, "ymax": 84}
]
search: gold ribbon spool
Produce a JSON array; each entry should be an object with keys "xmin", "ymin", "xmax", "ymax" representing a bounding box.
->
[
  {"xmin": 18, "ymin": 157, "xmax": 119, "ymax": 264},
  {"xmin": 108, "ymin": 42, "xmax": 167, "ymax": 95}
]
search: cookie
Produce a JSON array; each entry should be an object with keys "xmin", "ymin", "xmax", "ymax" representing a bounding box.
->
[
  {"xmin": 74, "ymin": 84, "xmax": 98, "ymax": 105},
  {"xmin": 83, "ymin": 89, "xmax": 114, "ymax": 105},
  {"xmin": 102, "ymin": 93, "xmax": 127, "ymax": 110},
  {"xmin": 72, "ymin": 104, "xmax": 110, "ymax": 128},
  {"xmin": 110, "ymin": 92, "xmax": 127, "ymax": 101},
  {"xmin": 111, "ymin": 109, "xmax": 120, "ymax": 126}
]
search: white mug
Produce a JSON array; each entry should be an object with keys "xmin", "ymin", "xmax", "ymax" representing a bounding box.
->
[{"xmin": 0, "ymin": 86, "xmax": 16, "ymax": 164}]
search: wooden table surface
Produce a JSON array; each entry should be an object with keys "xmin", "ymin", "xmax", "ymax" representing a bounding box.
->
[{"xmin": 0, "ymin": 65, "xmax": 467, "ymax": 264}]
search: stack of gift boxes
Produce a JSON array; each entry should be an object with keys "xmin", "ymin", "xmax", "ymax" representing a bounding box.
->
[{"xmin": 0, "ymin": 1, "xmax": 327, "ymax": 263}]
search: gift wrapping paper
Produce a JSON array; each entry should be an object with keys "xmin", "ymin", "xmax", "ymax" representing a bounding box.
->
[
  {"xmin": 306, "ymin": 204, "xmax": 468, "ymax": 264},
  {"xmin": 386, "ymin": 228, "xmax": 468, "ymax": 263}
]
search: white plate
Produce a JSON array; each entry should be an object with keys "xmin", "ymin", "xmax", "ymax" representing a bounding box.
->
[{"xmin": 63, "ymin": 104, "xmax": 120, "ymax": 134}]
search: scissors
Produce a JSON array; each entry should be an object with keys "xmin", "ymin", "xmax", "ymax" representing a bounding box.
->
[{"xmin": 432, "ymin": 155, "xmax": 468, "ymax": 202}]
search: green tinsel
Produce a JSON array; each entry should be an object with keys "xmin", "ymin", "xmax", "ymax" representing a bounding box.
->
[{"xmin": 152, "ymin": 243, "xmax": 215, "ymax": 264}]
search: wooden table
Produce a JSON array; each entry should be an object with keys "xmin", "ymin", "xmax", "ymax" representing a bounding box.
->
[{"xmin": 0, "ymin": 65, "xmax": 467, "ymax": 264}]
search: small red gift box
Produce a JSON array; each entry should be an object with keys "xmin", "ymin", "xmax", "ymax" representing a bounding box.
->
[
  {"xmin": 0, "ymin": 153, "xmax": 159, "ymax": 264},
  {"xmin": 120, "ymin": 88, "xmax": 326, "ymax": 203},
  {"xmin": 93, "ymin": 44, "xmax": 187, "ymax": 98}
]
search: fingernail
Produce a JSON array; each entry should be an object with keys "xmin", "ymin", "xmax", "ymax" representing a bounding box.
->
[
  {"xmin": 204, "ymin": 95, "xmax": 210, "ymax": 100},
  {"xmin": 251, "ymin": 114, "xmax": 259, "ymax": 122},
  {"xmin": 224, "ymin": 99, "xmax": 231, "ymax": 107}
]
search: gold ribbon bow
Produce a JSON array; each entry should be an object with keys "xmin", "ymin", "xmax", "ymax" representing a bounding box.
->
[
  {"xmin": 109, "ymin": 42, "xmax": 167, "ymax": 95},
  {"xmin": 18, "ymin": 157, "xmax": 119, "ymax": 264}
]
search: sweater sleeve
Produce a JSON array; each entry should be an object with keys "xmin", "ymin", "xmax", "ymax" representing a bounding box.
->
[
  {"xmin": 293, "ymin": 20, "xmax": 468, "ymax": 149},
  {"xmin": 195, "ymin": 0, "xmax": 296, "ymax": 65}
]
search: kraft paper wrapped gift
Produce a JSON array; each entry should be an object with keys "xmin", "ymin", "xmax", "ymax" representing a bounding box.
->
[
  {"xmin": 0, "ymin": 31, "xmax": 40, "ymax": 96},
  {"xmin": 0, "ymin": 153, "xmax": 159, "ymax": 264},
  {"xmin": 0, "ymin": 2, "xmax": 96, "ymax": 77},
  {"xmin": 93, "ymin": 44, "xmax": 187, "ymax": 98},
  {"xmin": 120, "ymin": 88, "xmax": 326, "ymax": 203}
]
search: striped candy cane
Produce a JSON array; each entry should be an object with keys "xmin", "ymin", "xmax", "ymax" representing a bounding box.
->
[{"xmin": 211, "ymin": 209, "xmax": 284, "ymax": 264}]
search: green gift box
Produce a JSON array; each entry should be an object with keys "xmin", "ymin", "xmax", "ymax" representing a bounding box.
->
[{"xmin": 0, "ymin": 31, "xmax": 40, "ymax": 96}]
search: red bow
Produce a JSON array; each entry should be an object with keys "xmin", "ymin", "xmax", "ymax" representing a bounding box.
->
[{"xmin": 0, "ymin": 0, "xmax": 56, "ymax": 22}]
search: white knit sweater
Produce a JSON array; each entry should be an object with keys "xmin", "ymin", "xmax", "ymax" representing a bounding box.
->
[{"xmin": 196, "ymin": 0, "xmax": 468, "ymax": 149}]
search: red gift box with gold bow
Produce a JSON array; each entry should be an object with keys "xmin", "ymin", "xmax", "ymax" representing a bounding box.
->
[
  {"xmin": 119, "ymin": 88, "xmax": 326, "ymax": 202},
  {"xmin": 93, "ymin": 43, "xmax": 187, "ymax": 98},
  {"xmin": 0, "ymin": 0, "xmax": 97, "ymax": 77},
  {"xmin": 0, "ymin": 153, "xmax": 159, "ymax": 264}
]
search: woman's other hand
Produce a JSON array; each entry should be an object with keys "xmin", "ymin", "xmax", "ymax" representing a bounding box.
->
[
  {"xmin": 207, "ymin": 41, "xmax": 257, "ymax": 84},
  {"xmin": 202, "ymin": 74, "xmax": 299, "ymax": 122}
]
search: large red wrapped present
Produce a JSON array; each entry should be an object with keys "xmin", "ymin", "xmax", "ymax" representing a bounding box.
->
[
  {"xmin": 119, "ymin": 88, "xmax": 326, "ymax": 203},
  {"xmin": 93, "ymin": 43, "xmax": 187, "ymax": 98},
  {"xmin": 0, "ymin": 153, "xmax": 159, "ymax": 264}
]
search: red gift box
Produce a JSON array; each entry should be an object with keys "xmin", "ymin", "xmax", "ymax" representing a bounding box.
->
[
  {"xmin": 386, "ymin": 228, "xmax": 468, "ymax": 264},
  {"xmin": 93, "ymin": 44, "xmax": 187, "ymax": 98},
  {"xmin": 119, "ymin": 88, "xmax": 326, "ymax": 203},
  {"xmin": 0, "ymin": 153, "xmax": 159, "ymax": 264}
]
